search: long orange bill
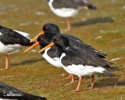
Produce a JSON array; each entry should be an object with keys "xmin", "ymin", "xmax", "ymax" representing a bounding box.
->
[
  {"xmin": 24, "ymin": 42, "xmax": 39, "ymax": 52},
  {"xmin": 39, "ymin": 42, "xmax": 54, "ymax": 53},
  {"xmin": 30, "ymin": 31, "xmax": 44, "ymax": 42}
]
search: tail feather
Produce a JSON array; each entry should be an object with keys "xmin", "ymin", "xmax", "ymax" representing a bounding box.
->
[
  {"xmin": 87, "ymin": 5, "xmax": 96, "ymax": 10},
  {"xmin": 103, "ymin": 70, "xmax": 114, "ymax": 77}
]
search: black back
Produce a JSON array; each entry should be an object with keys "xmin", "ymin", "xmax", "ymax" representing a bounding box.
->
[{"xmin": 42, "ymin": 23, "xmax": 106, "ymax": 59}]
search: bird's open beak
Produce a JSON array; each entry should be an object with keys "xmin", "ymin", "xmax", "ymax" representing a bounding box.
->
[
  {"xmin": 30, "ymin": 31, "xmax": 44, "ymax": 42},
  {"xmin": 24, "ymin": 42, "xmax": 39, "ymax": 52},
  {"xmin": 39, "ymin": 42, "xmax": 54, "ymax": 53}
]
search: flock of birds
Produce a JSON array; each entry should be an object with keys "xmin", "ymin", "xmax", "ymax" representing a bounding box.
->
[{"xmin": 0, "ymin": 0, "xmax": 114, "ymax": 100}]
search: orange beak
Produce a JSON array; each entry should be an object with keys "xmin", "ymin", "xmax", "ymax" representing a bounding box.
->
[
  {"xmin": 39, "ymin": 42, "xmax": 54, "ymax": 53},
  {"xmin": 24, "ymin": 42, "xmax": 39, "ymax": 52},
  {"xmin": 30, "ymin": 31, "xmax": 44, "ymax": 42}
]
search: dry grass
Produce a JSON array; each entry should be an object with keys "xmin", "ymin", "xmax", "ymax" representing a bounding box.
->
[{"xmin": 0, "ymin": 0, "xmax": 125, "ymax": 99}]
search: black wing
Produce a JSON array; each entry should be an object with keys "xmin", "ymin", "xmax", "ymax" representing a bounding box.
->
[
  {"xmin": 74, "ymin": 0, "xmax": 96, "ymax": 10},
  {"xmin": 0, "ymin": 28, "xmax": 34, "ymax": 46},
  {"xmin": 61, "ymin": 46, "xmax": 111, "ymax": 68},
  {"xmin": 56, "ymin": 35, "xmax": 111, "ymax": 68},
  {"xmin": 52, "ymin": 0, "xmax": 78, "ymax": 9},
  {"xmin": 63, "ymin": 33, "xmax": 107, "ymax": 58}
]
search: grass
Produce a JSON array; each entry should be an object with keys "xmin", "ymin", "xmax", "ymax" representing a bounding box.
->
[{"xmin": 0, "ymin": 0, "xmax": 125, "ymax": 99}]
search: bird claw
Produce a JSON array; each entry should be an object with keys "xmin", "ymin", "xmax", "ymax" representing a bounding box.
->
[
  {"xmin": 71, "ymin": 90, "xmax": 79, "ymax": 92},
  {"xmin": 0, "ymin": 68, "xmax": 8, "ymax": 70},
  {"xmin": 66, "ymin": 81, "xmax": 75, "ymax": 85},
  {"xmin": 88, "ymin": 84, "xmax": 94, "ymax": 90},
  {"xmin": 63, "ymin": 28, "xmax": 71, "ymax": 32}
]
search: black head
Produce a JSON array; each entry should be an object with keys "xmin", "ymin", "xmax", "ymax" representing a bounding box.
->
[
  {"xmin": 37, "ymin": 34, "xmax": 52, "ymax": 47},
  {"xmin": 42, "ymin": 23, "xmax": 60, "ymax": 37},
  {"xmin": 52, "ymin": 34, "xmax": 70, "ymax": 50}
]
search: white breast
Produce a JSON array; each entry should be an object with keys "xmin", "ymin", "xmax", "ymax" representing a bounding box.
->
[{"xmin": 42, "ymin": 47, "xmax": 63, "ymax": 68}]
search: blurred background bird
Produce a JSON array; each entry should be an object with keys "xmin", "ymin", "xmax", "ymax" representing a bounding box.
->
[
  {"xmin": 0, "ymin": 25, "xmax": 35, "ymax": 70},
  {"xmin": 47, "ymin": 0, "xmax": 96, "ymax": 31},
  {"xmin": 0, "ymin": 81, "xmax": 47, "ymax": 100}
]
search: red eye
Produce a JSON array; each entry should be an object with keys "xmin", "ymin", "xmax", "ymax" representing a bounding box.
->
[
  {"xmin": 45, "ymin": 26, "xmax": 48, "ymax": 29},
  {"xmin": 40, "ymin": 38, "xmax": 44, "ymax": 40},
  {"xmin": 55, "ymin": 38, "xmax": 59, "ymax": 41}
]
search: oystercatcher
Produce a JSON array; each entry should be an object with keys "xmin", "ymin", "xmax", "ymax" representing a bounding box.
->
[
  {"xmin": 0, "ymin": 81, "xmax": 46, "ymax": 100},
  {"xmin": 39, "ymin": 34, "xmax": 113, "ymax": 92},
  {"xmin": 24, "ymin": 34, "xmax": 75, "ymax": 83},
  {"xmin": 29, "ymin": 23, "xmax": 107, "ymax": 83},
  {"xmin": 47, "ymin": 0, "xmax": 96, "ymax": 31},
  {"xmin": 0, "ymin": 25, "xmax": 35, "ymax": 70}
]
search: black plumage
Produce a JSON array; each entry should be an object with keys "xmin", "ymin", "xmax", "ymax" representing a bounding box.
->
[
  {"xmin": 0, "ymin": 82, "xmax": 46, "ymax": 100},
  {"xmin": 0, "ymin": 26, "xmax": 34, "ymax": 46},
  {"xmin": 52, "ymin": 0, "xmax": 96, "ymax": 10},
  {"xmin": 0, "ymin": 25, "xmax": 35, "ymax": 70},
  {"xmin": 37, "ymin": 34, "xmax": 57, "ymax": 58},
  {"xmin": 52, "ymin": 34, "xmax": 112, "ymax": 68},
  {"xmin": 42, "ymin": 23, "xmax": 107, "ymax": 58}
]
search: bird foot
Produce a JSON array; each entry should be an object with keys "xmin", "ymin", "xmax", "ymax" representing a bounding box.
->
[
  {"xmin": 0, "ymin": 68, "xmax": 8, "ymax": 70},
  {"xmin": 65, "ymin": 76, "xmax": 71, "ymax": 80},
  {"xmin": 63, "ymin": 28, "xmax": 71, "ymax": 32},
  {"xmin": 66, "ymin": 80, "xmax": 75, "ymax": 85},
  {"xmin": 88, "ymin": 85, "xmax": 94, "ymax": 90},
  {"xmin": 71, "ymin": 89, "xmax": 79, "ymax": 92}
]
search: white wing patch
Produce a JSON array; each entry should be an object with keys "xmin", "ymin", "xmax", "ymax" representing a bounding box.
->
[{"xmin": 0, "ymin": 32, "xmax": 2, "ymax": 36}]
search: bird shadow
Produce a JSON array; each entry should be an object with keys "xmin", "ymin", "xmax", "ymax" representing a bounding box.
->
[
  {"xmin": 72, "ymin": 17, "xmax": 114, "ymax": 27},
  {"xmin": 73, "ymin": 67, "xmax": 124, "ymax": 88},
  {"xmin": 94, "ymin": 77, "xmax": 125, "ymax": 88},
  {"xmin": 11, "ymin": 58, "xmax": 43, "ymax": 66}
]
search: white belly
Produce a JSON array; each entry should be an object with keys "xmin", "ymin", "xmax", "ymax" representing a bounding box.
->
[
  {"xmin": 0, "ymin": 42, "xmax": 22, "ymax": 55},
  {"xmin": 60, "ymin": 53, "xmax": 105, "ymax": 77},
  {"xmin": 62, "ymin": 64, "xmax": 105, "ymax": 77},
  {"xmin": 48, "ymin": 0, "xmax": 79, "ymax": 18}
]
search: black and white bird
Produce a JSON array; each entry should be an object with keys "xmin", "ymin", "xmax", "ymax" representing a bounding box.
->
[
  {"xmin": 25, "ymin": 32, "xmax": 75, "ymax": 83},
  {"xmin": 0, "ymin": 81, "xmax": 46, "ymax": 100},
  {"xmin": 47, "ymin": 0, "xmax": 96, "ymax": 31},
  {"xmin": 0, "ymin": 25, "xmax": 35, "ymax": 70},
  {"xmin": 29, "ymin": 23, "xmax": 109, "ymax": 85},
  {"xmin": 39, "ymin": 33, "xmax": 113, "ymax": 92}
]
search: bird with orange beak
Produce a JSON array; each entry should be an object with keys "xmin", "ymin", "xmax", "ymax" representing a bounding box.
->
[
  {"xmin": 28, "ymin": 23, "xmax": 108, "ymax": 85},
  {"xmin": 24, "ymin": 34, "xmax": 74, "ymax": 83},
  {"xmin": 38, "ymin": 33, "xmax": 113, "ymax": 92}
]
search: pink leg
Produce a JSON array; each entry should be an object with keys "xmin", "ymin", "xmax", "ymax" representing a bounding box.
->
[
  {"xmin": 65, "ymin": 74, "xmax": 71, "ymax": 79},
  {"xmin": 72, "ymin": 76, "xmax": 82, "ymax": 92},
  {"xmin": 5, "ymin": 55, "xmax": 9, "ymax": 69},
  {"xmin": 88, "ymin": 75, "xmax": 94, "ymax": 89},
  {"xmin": 70, "ymin": 74, "xmax": 74, "ymax": 84},
  {"xmin": 0, "ymin": 55, "xmax": 9, "ymax": 70},
  {"xmin": 64, "ymin": 18, "xmax": 71, "ymax": 32},
  {"xmin": 66, "ymin": 74, "xmax": 75, "ymax": 84}
]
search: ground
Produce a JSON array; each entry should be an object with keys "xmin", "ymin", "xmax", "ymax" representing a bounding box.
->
[{"xmin": 0, "ymin": 0, "xmax": 125, "ymax": 100}]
